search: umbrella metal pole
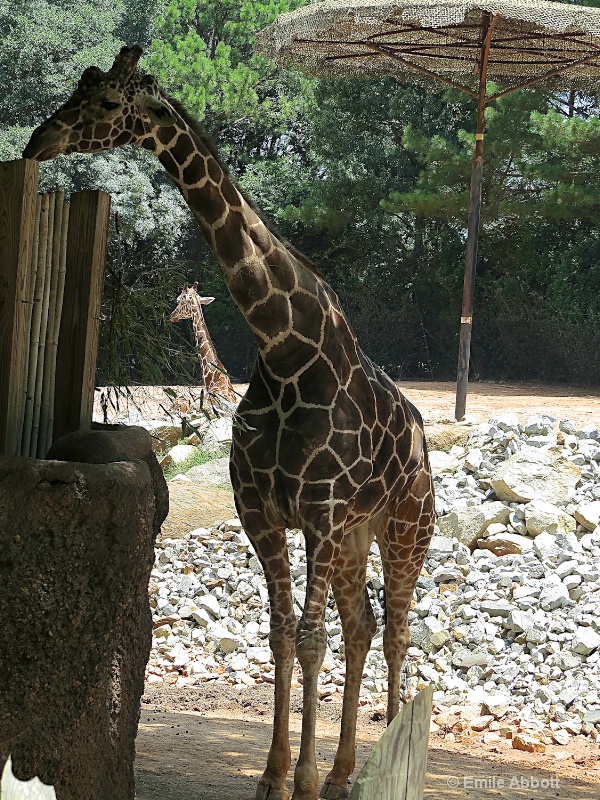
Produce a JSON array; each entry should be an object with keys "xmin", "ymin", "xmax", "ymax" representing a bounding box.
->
[
  {"xmin": 454, "ymin": 120, "xmax": 485, "ymax": 420},
  {"xmin": 455, "ymin": 13, "xmax": 493, "ymax": 421}
]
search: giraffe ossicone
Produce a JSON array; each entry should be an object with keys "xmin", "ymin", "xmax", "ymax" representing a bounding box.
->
[
  {"xmin": 170, "ymin": 281, "xmax": 238, "ymax": 410},
  {"xmin": 24, "ymin": 45, "xmax": 435, "ymax": 800}
]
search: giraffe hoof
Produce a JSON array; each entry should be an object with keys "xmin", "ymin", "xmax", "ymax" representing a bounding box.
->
[
  {"xmin": 255, "ymin": 778, "xmax": 291, "ymax": 800},
  {"xmin": 319, "ymin": 781, "xmax": 349, "ymax": 799}
]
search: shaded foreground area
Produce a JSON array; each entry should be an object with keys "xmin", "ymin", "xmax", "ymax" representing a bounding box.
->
[{"xmin": 135, "ymin": 685, "xmax": 600, "ymax": 800}]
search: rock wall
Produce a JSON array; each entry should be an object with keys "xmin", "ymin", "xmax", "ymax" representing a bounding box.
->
[{"xmin": 0, "ymin": 426, "xmax": 167, "ymax": 800}]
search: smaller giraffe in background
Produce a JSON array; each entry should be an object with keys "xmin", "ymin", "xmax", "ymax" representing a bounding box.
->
[{"xmin": 170, "ymin": 282, "xmax": 238, "ymax": 409}]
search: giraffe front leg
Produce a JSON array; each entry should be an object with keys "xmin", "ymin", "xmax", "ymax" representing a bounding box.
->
[
  {"xmin": 293, "ymin": 521, "xmax": 343, "ymax": 800},
  {"xmin": 241, "ymin": 516, "xmax": 296, "ymax": 800},
  {"xmin": 256, "ymin": 623, "xmax": 295, "ymax": 800}
]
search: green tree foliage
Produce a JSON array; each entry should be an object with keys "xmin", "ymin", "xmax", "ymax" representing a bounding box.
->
[
  {"xmin": 384, "ymin": 84, "xmax": 600, "ymax": 380},
  {"xmin": 146, "ymin": 0, "xmax": 305, "ymax": 132},
  {"xmin": 242, "ymin": 72, "xmax": 499, "ymax": 377},
  {"xmin": 4, "ymin": 0, "xmax": 600, "ymax": 387},
  {"xmin": 0, "ymin": 0, "xmax": 122, "ymax": 128}
]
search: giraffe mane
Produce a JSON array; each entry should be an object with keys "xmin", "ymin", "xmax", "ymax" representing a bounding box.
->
[{"xmin": 164, "ymin": 94, "xmax": 324, "ymax": 280}]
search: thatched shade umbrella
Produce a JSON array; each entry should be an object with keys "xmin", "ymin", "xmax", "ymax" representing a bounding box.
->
[{"xmin": 256, "ymin": 0, "xmax": 600, "ymax": 419}]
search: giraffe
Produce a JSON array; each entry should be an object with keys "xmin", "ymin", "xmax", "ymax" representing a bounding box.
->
[
  {"xmin": 170, "ymin": 281, "xmax": 238, "ymax": 409},
  {"xmin": 24, "ymin": 47, "xmax": 435, "ymax": 800}
]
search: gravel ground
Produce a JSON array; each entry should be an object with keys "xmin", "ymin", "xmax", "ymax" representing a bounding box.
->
[{"xmin": 130, "ymin": 381, "xmax": 600, "ymax": 799}]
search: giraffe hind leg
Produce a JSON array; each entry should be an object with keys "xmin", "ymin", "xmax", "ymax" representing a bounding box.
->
[
  {"xmin": 376, "ymin": 469, "xmax": 435, "ymax": 722},
  {"xmin": 320, "ymin": 523, "xmax": 376, "ymax": 799},
  {"xmin": 375, "ymin": 584, "xmax": 414, "ymax": 703}
]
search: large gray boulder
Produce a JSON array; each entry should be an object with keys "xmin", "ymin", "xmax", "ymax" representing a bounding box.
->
[
  {"xmin": 575, "ymin": 501, "xmax": 600, "ymax": 531},
  {"xmin": 476, "ymin": 531, "xmax": 534, "ymax": 556},
  {"xmin": 490, "ymin": 446, "xmax": 581, "ymax": 503},
  {"xmin": 186, "ymin": 455, "xmax": 232, "ymax": 488},
  {"xmin": 0, "ymin": 426, "xmax": 167, "ymax": 800},
  {"xmin": 141, "ymin": 419, "xmax": 182, "ymax": 453},
  {"xmin": 428, "ymin": 450, "xmax": 460, "ymax": 476},
  {"xmin": 525, "ymin": 500, "xmax": 575, "ymax": 536},
  {"xmin": 438, "ymin": 501, "xmax": 510, "ymax": 548}
]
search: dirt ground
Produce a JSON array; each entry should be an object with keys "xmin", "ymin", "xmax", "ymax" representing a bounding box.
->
[
  {"xmin": 135, "ymin": 683, "xmax": 600, "ymax": 800},
  {"xmin": 397, "ymin": 381, "xmax": 600, "ymax": 427},
  {"xmin": 133, "ymin": 380, "xmax": 600, "ymax": 799}
]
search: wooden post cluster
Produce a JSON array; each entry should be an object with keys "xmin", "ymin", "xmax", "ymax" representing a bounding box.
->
[{"xmin": 0, "ymin": 159, "xmax": 110, "ymax": 457}]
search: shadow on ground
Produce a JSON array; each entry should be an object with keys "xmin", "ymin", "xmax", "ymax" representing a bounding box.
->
[{"xmin": 135, "ymin": 709, "xmax": 598, "ymax": 800}]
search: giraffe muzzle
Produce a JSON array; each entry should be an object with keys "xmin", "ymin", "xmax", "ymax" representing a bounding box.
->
[{"xmin": 23, "ymin": 127, "xmax": 65, "ymax": 162}]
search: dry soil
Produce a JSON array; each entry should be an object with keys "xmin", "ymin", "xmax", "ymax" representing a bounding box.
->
[{"xmin": 135, "ymin": 683, "xmax": 600, "ymax": 800}]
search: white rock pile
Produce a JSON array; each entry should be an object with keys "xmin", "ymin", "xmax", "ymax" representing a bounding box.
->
[{"xmin": 148, "ymin": 413, "xmax": 600, "ymax": 748}]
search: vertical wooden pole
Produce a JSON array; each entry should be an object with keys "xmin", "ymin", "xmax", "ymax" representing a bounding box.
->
[
  {"xmin": 52, "ymin": 190, "xmax": 110, "ymax": 444},
  {"xmin": 0, "ymin": 159, "xmax": 39, "ymax": 457},
  {"xmin": 22, "ymin": 194, "xmax": 49, "ymax": 456},
  {"xmin": 17, "ymin": 192, "xmax": 42, "ymax": 454},
  {"xmin": 455, "ymin": 13, "xmax": 495, "ymax": 421},
  {"xmin": 30, "ymin": 192, "xmax": 56, "ymax": 456},
  {"xmin": 38, "ymin": 192, "xmax": 64, "ymax": 456},
  {"xmin": 44, "ymin": 200, "xmax": 70, "ymax": 455}
]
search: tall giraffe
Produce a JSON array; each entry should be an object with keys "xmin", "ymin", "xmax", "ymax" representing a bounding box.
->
[
  {"xmin": 170, "ymin": 281, "xmax": 238, "ymax": 407},
  {"xmin": 24, "ymin": 47, "xmax": 435, "ymax": 800}
]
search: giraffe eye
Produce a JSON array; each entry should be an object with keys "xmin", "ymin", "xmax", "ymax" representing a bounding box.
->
[{"xmin": 101, "ymin": 100, "xmax": 120, "ymax": 111}]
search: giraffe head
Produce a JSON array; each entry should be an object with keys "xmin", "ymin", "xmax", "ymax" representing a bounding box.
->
[
  {"xmin": 23, "ymin": 46, "xmax": 176, "ymax": 161},
  {"xmin": 170, "ymin": 282, "xmax": 215, "ymax": 323}
]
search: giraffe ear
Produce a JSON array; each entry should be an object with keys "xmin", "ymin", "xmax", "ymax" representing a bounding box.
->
[
  {"xmin": 200, "ymin": 297, "xmax": 215, "ymax": 306},
  {"xmin": 78, "ymin": 66, "xmax": 104, "ymax": 88},
  {"xmin": 110, "ymin": 45, "xmax": 143, "ymax": 76},
  {"xmin": 139, "ymin": 94, "xmax": 176, "ymax": 127}
]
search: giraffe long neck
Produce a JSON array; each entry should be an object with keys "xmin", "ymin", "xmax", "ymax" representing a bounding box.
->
[
  {"xmin": 191, "ymin": 303, "xmax": 224, "ymax": 379},
  {"xmin": 141, "ymin": 102, "xmax": 280, "ymax": 276},
  {"xmin": 141, "ymin": 98, "xmax": 359, "ymax": 382},
  {"xmin": 190, "ymin": 300, "xmax": 237, "ymax": 403}
]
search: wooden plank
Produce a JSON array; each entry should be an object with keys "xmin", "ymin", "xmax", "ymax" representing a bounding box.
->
[
  {"xmin": 348, "ymin": 685, "xmax": 433, "ymax": 800},
  {"xmin": 404, "ymin": 686, "xmax": 434, "ymax": 800},
  {"xmin": 0, "ymin": 159, "xmax": 39, "ymax": 457},
  {"xmin": 53, "ymin": 190, "xmax": 110, "ymax": 443}
]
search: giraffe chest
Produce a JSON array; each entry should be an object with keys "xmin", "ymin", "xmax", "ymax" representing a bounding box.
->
[{"xmin": 231, "ymin": 368, "xmax": 422, "ymax": 530}]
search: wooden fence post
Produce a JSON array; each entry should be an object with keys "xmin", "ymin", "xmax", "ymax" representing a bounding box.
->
[
  {"xmin": 348, "ymin": 685, "xmax": 434, "ymax": 800},
  {"xmin": 0, "ymin": 159, "xmax": 39, "ymax": 457},
  {"xmin": 53, "ymin": 190, "xmax": 110, "ymax": 443}
]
